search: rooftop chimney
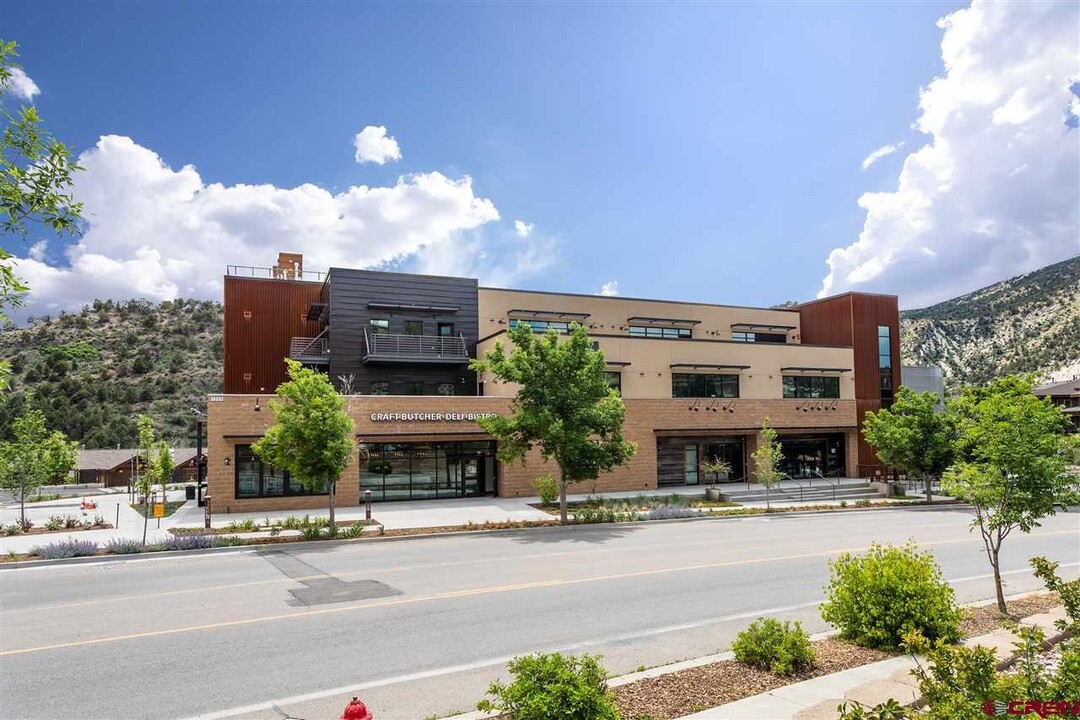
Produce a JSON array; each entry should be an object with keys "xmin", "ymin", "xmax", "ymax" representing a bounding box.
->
[{"xmin": 273, "ymin": 252, "xmax": 304, "ymax": 280}]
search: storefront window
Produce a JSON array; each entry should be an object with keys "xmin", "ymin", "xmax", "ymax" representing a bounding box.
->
[
  {"xmin": 672, "ymin": 373, "xmax": 739, "ymax": 398},
  {"xmin": 360, "ymin": 441, "xmax": 495, "ymax": 501},
  {"xmin": 234, "ymin": 445, "xmax": 326, "ymax": 498},
  {"xmin": 782, "ymin": 375, "xmax": 840, "ymax": 399}
]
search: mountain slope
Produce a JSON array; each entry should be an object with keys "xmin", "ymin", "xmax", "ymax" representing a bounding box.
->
[
  {"xmin": 0, "ymin": 299, "xmax": 222, "ymax": 448},
  {"xmin": 900, "ymin": 255, "xmax": 1080, "ymax": 388}
]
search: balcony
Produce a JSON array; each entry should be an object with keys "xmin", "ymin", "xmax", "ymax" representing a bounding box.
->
[
  {"xmin": 289, "ymin": 337, "xmax": 330, "ymax": 364},
  {"xmin": 364, "ymin": 329, "xmax": 470, "ymax": 364}
]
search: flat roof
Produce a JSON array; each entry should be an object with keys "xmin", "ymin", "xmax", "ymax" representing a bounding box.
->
[{"xmin": 479, "ymin": 286, "xmax": 802, "ymax": 314}]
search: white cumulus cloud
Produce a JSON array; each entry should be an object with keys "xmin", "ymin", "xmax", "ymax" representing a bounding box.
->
[
  {"xmin": 861, "ymin": 142, "xmax": 905, "ymax": 170},
  {"xmin": 11, "ymin": 135, "xmax": 562, "ymax": 314},
  {"xmin": 821, "ymin": 0, "xmax": 1080, "ymax": 309},
  {"xmin": 599, "ymin": 280, "xmax": 619, "ymax": 297},
  {"xmin": 1, "ymin": 67, "xmax": 40, "ymax": 101},
  {"xmin": 514, "ymin": 220, "xmax": 534, "ymax": 238},
  {"xmin": 352, "ymin": 125, "xmax": 402, "ymax": 165}
]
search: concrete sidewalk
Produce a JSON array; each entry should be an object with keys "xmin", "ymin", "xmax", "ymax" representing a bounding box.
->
[{"xmin": 679, "ymin": 606, "xmax": 1068, "ymax": 719}]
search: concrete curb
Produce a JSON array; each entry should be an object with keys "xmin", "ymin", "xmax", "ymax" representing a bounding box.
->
[
  {"xmin": 0, "ymin": 500, "xmax": 968, "ymax": 571},
  {"xmin": 439, "ymin": 589, "xmax": 1056, "ymax": 720}
]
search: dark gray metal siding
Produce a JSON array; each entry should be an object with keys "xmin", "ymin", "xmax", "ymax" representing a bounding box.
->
[{"xmin": 325, "ymin": 268, "xmax": 479, "ymax": 395}]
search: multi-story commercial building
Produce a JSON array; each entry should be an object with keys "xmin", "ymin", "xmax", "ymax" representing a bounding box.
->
[
  {"xmin": 206, "ymin": 253, "xmax": 900, "ymax": 512},
  {"xmin": 1035, "ymin": 378, "xmax": 1080, "ymax": 433}
]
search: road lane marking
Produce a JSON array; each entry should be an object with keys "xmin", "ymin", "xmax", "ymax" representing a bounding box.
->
[
  {"xmin": 0, "ymin": 518, "xmax": 984, "ymax": 614},
  {"xmin": 189, "ymin": 564, "xmax": 1079, "ymax": 720},
  {"xmin": 1, "ymin": 528, "xmax": 1075, "ymax": 658},
  {"xmin": 189, "ymin": 599, "xmax": 827, "ymax": 720}
]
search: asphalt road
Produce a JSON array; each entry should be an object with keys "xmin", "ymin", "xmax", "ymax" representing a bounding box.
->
[{"xmin": 1, "ymin": 506, "xmax": 1077, "ymax": 720}]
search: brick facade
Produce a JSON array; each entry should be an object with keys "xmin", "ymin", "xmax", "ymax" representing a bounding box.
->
[{"xmin": 207, "ymin": 394, "xmax": 858, "ymax": 511}]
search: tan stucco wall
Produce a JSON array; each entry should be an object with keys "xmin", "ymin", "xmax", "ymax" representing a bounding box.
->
[
  {"xmin": 208, "ymin": 394, "xmax": 857, "ymax": 510},
  {"xmin": 478, "ymin": 288, "xmax": 804, "ymax": 342},
  {"xmin": 477, "ymin": 334, "xmax": 855, "ymax": 400}
]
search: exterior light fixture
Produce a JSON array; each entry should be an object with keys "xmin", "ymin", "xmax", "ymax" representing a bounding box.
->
[
  {"xmin": 224, "ymin": 457, "xmax": 231, "ymax": 466},
  {"xmin": 254, "ymin": 398, "xmax": 261, "ymax": 412}
]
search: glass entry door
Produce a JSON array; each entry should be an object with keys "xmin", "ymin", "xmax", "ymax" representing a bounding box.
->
[{"xmin": 702, "ymin": 441, "xmax": 745, "ymax": 483}]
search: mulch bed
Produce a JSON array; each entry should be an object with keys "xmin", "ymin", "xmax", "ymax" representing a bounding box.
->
[
  {"xmin": 611, "ymin": 593, "xmax": 1061, "ymax": 720},
  {"xmin": 959, "ymin": 593, "xmax": 1060, "ymax": 638},
  {"xmin": 4, "ymin": 522, "xmax": 113, "ymax": 537},
  {"xmin": 614, "ymin": 639, "xmax": 894, "ymax": 720}
]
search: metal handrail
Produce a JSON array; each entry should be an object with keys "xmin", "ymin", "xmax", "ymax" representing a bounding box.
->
[
  {"xmin": 363, "ymin": 329, "xmax": 469, "ymax": 360},
  {"xmin": 289, "ymin": 336, "xmax": 330, "ymax": 360},
  {"xmin": 811, "ymin": 470, "xmax": 838, "ymax": 500},
  {"xmin": 777, "ymin": 473, "xmax": 806, "ymax": 502},
  {"xmin": 226, "ymin": 264, "xmax": 327, "ymax": 282}
]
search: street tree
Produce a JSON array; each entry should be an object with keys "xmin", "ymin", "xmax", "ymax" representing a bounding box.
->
[
  {"xmin": 863, "ymin": 386, "xmax": 954, "ymax": 502},
  {"xmin": 152, "ymin": 438, "xmax": 174, "ymax": 508},
  {"xmin": 471, "ymin": 324, "xmax": 636, "ymax": 524},
  {"xmin": 943, "ymin": 375, "xmax": 1077, "ymax": 615},
  {"xmin": 135, "ymin": 414, "xmax": 156, "ymax": 544},
  {"xmin": 751, "ymin": 419, "xmax": 783, "ymax": 510},
  {"xmin": 0, "ymin": 406, "xmax": 77, "ymax": 525},
  {"xmin": 1, "ymin": 40, "xmax": 82, "ymax": 389},
  {"xmin": 253, "ymin": 359, "xmax": 355, "ymax": 532}
]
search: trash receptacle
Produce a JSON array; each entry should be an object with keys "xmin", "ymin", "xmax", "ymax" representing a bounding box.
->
[{"xmin": 185, "ymin": 484, "xmax": 196, "ymax": 500}]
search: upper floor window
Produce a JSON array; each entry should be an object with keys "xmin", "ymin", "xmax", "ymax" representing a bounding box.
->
[
  {"xmin": 370, "ymin": 381, "xmax": 390, "ymax": 395},
  {"xmin": 878, "ymin": 325, "xmax": 893, "ymax": 404},
  {"xmin": 672, "ymin": 373, "xmax": 739, "ymax": 398},
  {"xmin": 782, "ymin": 375, "xmax": 840, "ymax": 399},
  {"xmin": 509, "ymin": 318, "xmax": 571, "ymax": 334},
  {"xmin": 732, "ymin": 331, "xmax": 786, "ymax": 344},
  {"xmin": 629, "ymin": 325, "xmax": 692, "ymax": 339},
  {"xmin": 437, "ymin": 382, "xmax": 456, "ymax": 396},
  {"xmin": 370, "ymin": 318, "xmax": 389, "ymax": 335},
  {"xmin": 404, "ymin": 381, "xmax": 424, "ymax": 395},
  {"xmin": 604, "ymin": 371, "xmax": 622, "ymax": 395},
  {"xmin": 403, "ymin": 320, "xmax": 423, "ymax": 336},
  {"xmin": 437, "ymin": 322, "xmax": 455, "ymax": 337}
]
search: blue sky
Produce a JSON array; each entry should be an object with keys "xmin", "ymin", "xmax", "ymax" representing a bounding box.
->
[{"xmin": 4, "ymin": 1, "xmax": 1078, "ymax": 314}]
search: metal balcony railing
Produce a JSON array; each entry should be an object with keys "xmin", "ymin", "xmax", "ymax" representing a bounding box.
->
[
  {"xmin": 227, "ymin": 265, "xmax": 327, "ymax": 282},
  {"xmin": 364, "ymin": 329, "xmax": 469, "ymax": 363},
  {"xmin": 289, "ymin": 337, "xmax": 330, "ymax": 363}
]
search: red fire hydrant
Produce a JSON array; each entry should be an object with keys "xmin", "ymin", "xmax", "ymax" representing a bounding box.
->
[{"xmin": 340, "ymin": 697, "xmax": 372, "ymax": 720}]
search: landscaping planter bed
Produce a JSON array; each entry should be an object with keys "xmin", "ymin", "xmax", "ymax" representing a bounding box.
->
[{"xmin": 611, "ymin": 593, "xmax": 1058, "ymax": 720}]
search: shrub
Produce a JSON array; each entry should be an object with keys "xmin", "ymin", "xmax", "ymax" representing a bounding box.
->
[
  {"xmin": 4, "ymin": 523, "xmax": 23, "ymax": 536},
  {"xmin": 855, "ymin": 499, "xmax": 872, "ymax": 507},
  {"xmin": 820, "ymin": 542, "xmax": 961, "ymax": 649},
  {"xmin": 301, "ymin": 524, "xmax": 323, "ymax": 540},
  {"xmin": 225, "ymin": 518, "xmax": 259, "ymax": 533},
  {"xmin": 218, "ymin": 536, "xmax": 244, "ymax": 547},
  {"xmin": 892, "ymin": 484, "xmax": 906, "ymax": 497},
  {"xmin": 732, "ymin": 617, "xmax": 815, "ymax": 675},
  {"xmin": 1030, "ymin": 555, "xmax": 1080, "ymax": 632},
  {"xmin": 342, "ymin": 521, "xmax": 366, "ymax": 538},
  {"xmin": 44, "ymin": 515, "xmax": 64, "ymax": 531},
  {"xmin": 32, "ymin": 539, "xmax": 99, "ymax": 559},
  {"xmin": 645, "ymin": 505, "xmax": 700, "ymax": 520},
  {"xmin": 533, "ymin": 474, "xmax": 559, "ymax": 507},
  {"xmin": 476, "ymin": 652, "xmax": 620, "ymax": 720},
  {"xmin": 104, "ymin": 538, "xmax": 143, "ymax": 555},
  {"xmin": 163, "ymin": 535, "xmax": 220, "ymax": 551},
  {"xmin": 839, "ymin": 500, "xmax": 848, "ymax": 508}
]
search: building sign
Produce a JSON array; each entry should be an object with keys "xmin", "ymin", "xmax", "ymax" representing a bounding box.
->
[{"xmin": 369, "ymin": 412, "xmax": 498, "ymax": 422}]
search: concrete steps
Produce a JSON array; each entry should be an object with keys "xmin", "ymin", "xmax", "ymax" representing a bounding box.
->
[{"xmin": 716, "ymin": 480, "xmax": 884, "ymax": 505}]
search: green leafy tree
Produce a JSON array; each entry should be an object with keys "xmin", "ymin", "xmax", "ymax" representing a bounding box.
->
[
  {"xmin": 751, "ymin": 418, "xmax": 783, "ymax": 509},
  {"xmin": 135, "ymin": 414, "xmax": 156, "ymax": 544},
  {"xmin": 253, "ymin": 359, "xmax": 355, "ymax": 531},
  {"xmin": 943, "ymin": 375, "xmax": 1076, "ymax": 614},
  {"xmin": 470, "ymin": 324, "xmax": 636, "ymax": 524},
  {"xmin": 863, "ymin": 387, "xmax": 954, "ymax": 502},
  {"xmin": 152, "ymin": 438, "xmax": 174, "ymax": 506},
  {"xmin": 1, "ymin": 40, "xmax": 82, "ymax": 389},
  {"xmin": 0, "ymin": 406, "xmax": 76, "ymax": 525}
]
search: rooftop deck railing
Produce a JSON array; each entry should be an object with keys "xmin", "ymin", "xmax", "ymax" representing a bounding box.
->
[{"xmin": 227, "ymin": 265, "xmax": 327, "ymax": 282}]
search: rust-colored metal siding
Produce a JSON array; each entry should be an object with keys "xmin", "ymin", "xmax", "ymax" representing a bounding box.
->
[
  {"xmin": 797, "ymin": 293, "xmax": 901, "ymax": 473},
  {"xmin": 223, "ymin": 276, "xmax": 324, "ymax": 394}
]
